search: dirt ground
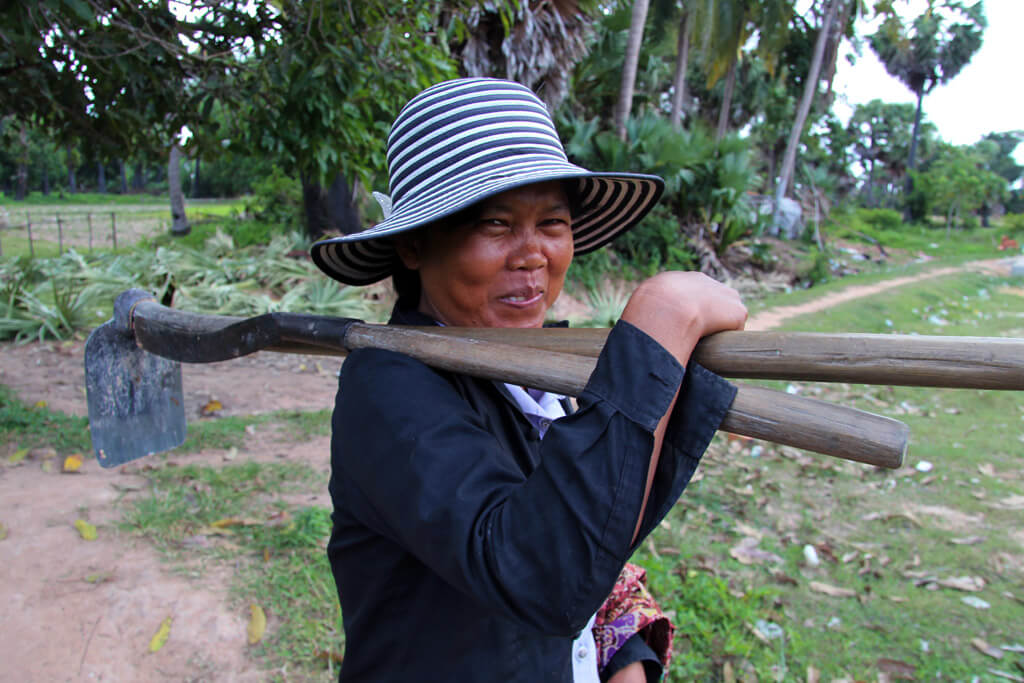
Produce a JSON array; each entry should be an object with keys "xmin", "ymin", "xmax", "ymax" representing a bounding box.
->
[{"xmin": 0, "ymin": 257, "xmax": 1015, "ymax": 681}]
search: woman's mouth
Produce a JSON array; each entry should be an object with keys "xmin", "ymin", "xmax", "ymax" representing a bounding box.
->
[{"xmin": 499, "ymin": 290, "xmax": 544, "ymax": 307}]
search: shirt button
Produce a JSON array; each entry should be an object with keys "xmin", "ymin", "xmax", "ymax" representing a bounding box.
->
[
  {"xmin": 539, "ymin": 418, "xmax": 551, "ymax": 430},
  {"xmin": 575, "ymin": 645, "xmax": 588, "ymax": 661}
]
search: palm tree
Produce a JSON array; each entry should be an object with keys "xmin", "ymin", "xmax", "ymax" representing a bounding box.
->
[
  {"xmin": 458, "ymin": 0, "xmax": 597, "ymax": 111},
  {"xmin": 869, "ymin": 1, "xmax": 987, "ymax": 203},
  {"xmin": 774, "ymin": 0, "xmax": 844, "ymax": 221},
  {"xmin": 613, "ymin": 0, "xmax": 651, "ymax": 140},
  {"xmin": 669, "ymin": 4, "xmax": 692, "ymax": 131}
]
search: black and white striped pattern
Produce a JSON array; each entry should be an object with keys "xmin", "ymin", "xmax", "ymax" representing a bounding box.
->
[{"xmin": 312, "ymin": 78, "xmax": 664, "ymax": 286}]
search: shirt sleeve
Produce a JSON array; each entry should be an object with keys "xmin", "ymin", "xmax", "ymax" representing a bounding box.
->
[{"xmin": 331, "ymin": 320, "xmax": 735, "ymax": 637}]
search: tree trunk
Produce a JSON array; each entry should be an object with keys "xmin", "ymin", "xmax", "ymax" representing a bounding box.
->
[
  {"xmin": 97, "ymin": 161, "xmax": 106, "ymax": 194},
  {"xmin": 119, "ymin": 159, "xmax": 128, "ymax": 193},
  {"xmin": 169, "ymin": 145, "xmax": 190, "ymax": 236},
  {"xmin": 192, "ymin": 156, "xmax": 201, "ymax": 198},
  {"xmin": 15, "ymin": 126, "xmax": 28, "ymax": 200},
  {"xmin": 669, "ymin": 9, "xmax": 691, "ymax": 131},
  {"xmin": 301, "ymin": 172, "xmax": 361, "ymax": 239},
  {"xmin": 773, "ymin": 0, "xmax": 842, "ymax": 223},
  {"xmin": 66, "ymin": 145, "xmax": 77, "ymax": 193},
  {"xmin": 42, "ymin": 164, "xmax": 50, "ymax": 195},
  {"xmin": 614, "ymin": 0, "xmax": 651, "ymax": 141},
  {"xmin": 905, "ymin": 88, "xmax": 929, "ymax": 222},
  {"xmin": 714, "ymin": 56, "xmax": 738, "ymax": 142},
  {"xmin": 133, "ymin": 160, "xmax": 145, "ymax": 191}
]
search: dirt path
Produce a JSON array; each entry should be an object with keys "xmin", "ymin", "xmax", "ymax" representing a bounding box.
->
[
  {"xmin": 745, "ymin": 258, "xmax": 1009, "ymax": 331},
  {"xmin": 0, "ymin": 257, "xmax": 1017, "ymax": 681}
]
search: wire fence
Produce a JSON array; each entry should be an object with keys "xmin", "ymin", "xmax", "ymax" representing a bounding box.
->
[{"xmin": 0, "ymin": 207, "xmax": 223, "ymax": 258}]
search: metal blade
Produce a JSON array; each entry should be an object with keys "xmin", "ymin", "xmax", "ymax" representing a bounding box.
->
[{"xmin": 85, "ymin": 320, "xmax": 186, "ymax": 468}]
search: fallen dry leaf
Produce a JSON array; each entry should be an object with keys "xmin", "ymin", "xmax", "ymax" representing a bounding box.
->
[
  {"xmin": 733, "ymin": 521, "xmax": 763, "ymax": 540},
  {"xmin": 809, "ymin": 581, "xmax": 857, "ymax": 598},
  {"xmin": 938, "ymin": 576, "xmax": 985, "ymax": 592},
  {"xmin": 315, "ymin": 649, "xmax": 345, "ymax": 665},
  {"xmin": 950, "ymin": 536, "xmax": 985, "ymax": 545},
  {"xmin": 74, "ymin": 519, "xmax": 97, "ymax": 541},
  {"xmin": 987, "ymin": 495, "xmax": 1024, "ymax": 511},
  {"xmin": 0, "ymin": 521, "xmax": 7, "ymax": 540},
  {"xmin": 200, "ymin": 399, "xmax": 223, "ymax": 417},
  {"xmin": 34, "ymin": 399, "xmax": 48, "ymax": 409},
  {"xmin": 877, "ymin": 657, "xmax": 916, "ymax": 679},
  {"xmin": 729, "ymin": 537, "xmax": 782, "ymax": 565},
  {"xmin": 62, "ymin": 453, "xmax": 84, "ymax": 473},
  {"xmin": 962, "ymin": 596, "xmax": 991, "ymax": 609},
  {"xmin": 247, "ymin": 604, "xmax": 266, "ymax": 645},
  {"xmin": 7, "ymin": 448, "xmax": 29, "ymax": 465},
  {"xmin": 83, "ymin": 571, "xmax": 114, "ymax": 584},
  {"xmin": 978, "ymin": 463, "xmax": 996, "ymax": 477},
  {"xmin": 971, "ymin": 637, "xmax": 1003, "ymax": 659},
  {"xmin": 149, "ymin": 616, "xmax": 172, "ymax": 653},
  {"xmin": 805, "ymin": 665, "xmax": 820, "ymax": 683}
]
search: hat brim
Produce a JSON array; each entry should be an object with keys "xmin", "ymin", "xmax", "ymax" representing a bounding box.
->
[{"xmin": 312, "ymin": 164, "xmax": 665, "ymax": 286}]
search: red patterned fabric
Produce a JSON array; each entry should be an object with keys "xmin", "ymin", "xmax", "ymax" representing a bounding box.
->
[{"xmin": 593, "ymin": 563, "xmax": 674, "ymax": 671}]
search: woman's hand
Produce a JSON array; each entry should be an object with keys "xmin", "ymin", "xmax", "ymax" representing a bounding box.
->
[{"xmin": 620, "ymin": 271, "xmax": 747, "ymax": 368}]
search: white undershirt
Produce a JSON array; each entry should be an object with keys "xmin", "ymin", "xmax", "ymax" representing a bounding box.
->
[{"xmin": 503, "ymin": 384, "xmax": 601, "ymax": 683}]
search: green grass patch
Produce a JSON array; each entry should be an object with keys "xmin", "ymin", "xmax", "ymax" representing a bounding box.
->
[
  {"xmin": 0, "ymin": 383, "xmax": 330, "ymax": 458},
  {"xmin": 0, "ymin": 384, "xmax": 91, "ymax": 454},
  {"xmin": 632, "ymin": 268, "xmax": 1024, "ymax": 680},
  {"xmin": 121, "ymin": 460, "xmax": 343, "ymax": 678}
]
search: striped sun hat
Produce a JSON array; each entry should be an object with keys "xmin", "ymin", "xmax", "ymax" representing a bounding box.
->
[{"xmin": 311, "ymin": 78, "xmax": 665, "ymax": 286}]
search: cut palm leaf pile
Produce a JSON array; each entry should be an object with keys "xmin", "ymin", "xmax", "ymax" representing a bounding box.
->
[{"xmin": 0, "ymin": 230, "xmax": 377, "ymax": 342}]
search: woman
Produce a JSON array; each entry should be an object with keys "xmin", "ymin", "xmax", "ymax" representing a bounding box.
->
[{"xmin": 312, "ymin": 78, "xmax": 746, "ymax": 682}]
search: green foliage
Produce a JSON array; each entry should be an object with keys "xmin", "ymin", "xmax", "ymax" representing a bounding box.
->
[
  {"xmin": 246, "ymin": 168, "xmax": 303, "ymax": 230},
  {"xmin": 1001, "ymin": 212, "xmax": 1024, "ymax": 234},
  {"xmin": 560, "ymin": 112, "xmax": 759, "ymax": 260},
  {"xmin": 855, "ymin": 208, "xmax": 903, "ymax": 232},
  {"xmin": 1, "ymin": 225, "xmax": 377, "ymax": 341},
  {"xmin": 912, "ymin": 143, "xmax": 1007, "ymax": 228}
]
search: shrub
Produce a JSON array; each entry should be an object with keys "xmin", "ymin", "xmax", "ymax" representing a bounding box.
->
[
  {"xmin": 1001, "ymin": 212, "xmax": 1024, "ymax": 234},
  {"xmin": 247, "ymin": 167, "xmax": 303, "ymax": 230},
  {"xmin": 855, "ymin": 208, "xmax": 903, "ymax": 231}
]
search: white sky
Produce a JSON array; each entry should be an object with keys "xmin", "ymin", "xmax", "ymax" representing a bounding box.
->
[{"xmin": 831, "ymin": 0, "xmax": 1024, "ymax": 162}]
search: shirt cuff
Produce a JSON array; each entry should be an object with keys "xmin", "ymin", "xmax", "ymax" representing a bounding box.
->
[
  {"xmin": 582, "ymin": 320, "xmax": 686, "ymax": 433},
  {"xmin": 600, "ymin": 634, "xmax": 663, "ymax": 682}
]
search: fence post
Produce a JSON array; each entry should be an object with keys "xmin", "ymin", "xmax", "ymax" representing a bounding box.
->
[
  {"xmin": 26, "ymin": 211, "xmax": 35, "ymax": 258},
  {"xmin": 56, "ymin": 212, "xmax": 64, "ymax": 255},
  {"xmin": 111, "ymin": 212, "xmax": 117, "ymax": 251},
  {"xmin": 87, "ymin": 212, "xmax": 93, "ymax": 252}
]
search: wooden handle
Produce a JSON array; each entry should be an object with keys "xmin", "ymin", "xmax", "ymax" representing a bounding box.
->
[
  {"xmin": 421, "ymin": 327, "xmax": 1024, "ymax": 390},
  {"xmin": 344, "ymin": 325, "xmax": 907, "ymax": 469}
]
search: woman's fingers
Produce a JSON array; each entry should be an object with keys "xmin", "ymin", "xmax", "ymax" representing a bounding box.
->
[{"xmin": 620, "ymin": 272, "xmax": 747, "ymax": 367}]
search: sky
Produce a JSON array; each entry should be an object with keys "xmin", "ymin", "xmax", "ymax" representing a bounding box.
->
[{"xmin": 830, "ymin": 0, "xmax": 1024, "ymax": 162}]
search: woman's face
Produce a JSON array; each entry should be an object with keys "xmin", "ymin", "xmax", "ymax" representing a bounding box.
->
[{"xmin": 397, "ymin": 181, "xmax": 574, "ymax": 328}]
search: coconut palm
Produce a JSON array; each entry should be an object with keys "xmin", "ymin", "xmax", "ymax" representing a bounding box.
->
[
  {"xmin": 868, "ymin": 1, "xmax": 986, "ymax": 199},
  {"xmin": 457, "ymin": 0, "xmax": 597, "ymax": 111}
]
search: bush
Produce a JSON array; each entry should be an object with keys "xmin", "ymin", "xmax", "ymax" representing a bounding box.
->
[
  {"xmin": 855, "ymin": 208, "xmax": 903, "ymax": 231},
  {"xmin": 1001, "ymin": 212, "xmax": 1024, "ymax": 234},
  {"xmin": 247, "ymin": 167, "xmax": 303, "ymax": 230}
]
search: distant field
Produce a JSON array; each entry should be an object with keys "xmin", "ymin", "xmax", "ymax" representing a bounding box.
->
[{"xmin": 0, "ymin": 196, "xmax": 247, "ymax": 252}]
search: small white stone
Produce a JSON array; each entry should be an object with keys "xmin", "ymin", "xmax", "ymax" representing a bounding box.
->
[
  {"xmin": 803, "ymin": 544, "xmax": 820, "ymax": 567},
  {"xmin": 915, "ymin": 460, "xmax": 934, "ymax": 473}
]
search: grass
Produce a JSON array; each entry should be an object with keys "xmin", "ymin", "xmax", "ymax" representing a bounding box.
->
[
  {"xmin": 0, "ymin": 384, "xmax": 91, "ymax": 454},
  {"xmin": 119, "ymin": 460, "xmax": 343, "ymax": 679},
  {"xmin": 627, "ymin": 267, "xmax": 1024, "ymax": 680},
  {"xmin": 0, "ymin": 384, "xmax": 330, "ymax": 459}
]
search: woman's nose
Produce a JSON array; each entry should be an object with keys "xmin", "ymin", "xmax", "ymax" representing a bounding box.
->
[{"xmin": 508, "ymin": 228, "xmax": 546, "ymax": 270}]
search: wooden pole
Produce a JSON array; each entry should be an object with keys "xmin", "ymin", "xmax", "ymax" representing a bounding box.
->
[
  {"xmin": 56, "ymin": 213, "xmax": 63, "ymax": 255},
  {"xmin": 110, "ymin": 212, "xmax": 117, "ymax": 250},
  {"xmin": 419, "ymin": 327, "xmax": 1024, "ymax": 391},
  {"xmin": 26, "ymin": 211, "xmax": 34, "ymax": 258},
  {"xmin": 87, "ymin": 212, "xmax": 93, "ymax": 252}
]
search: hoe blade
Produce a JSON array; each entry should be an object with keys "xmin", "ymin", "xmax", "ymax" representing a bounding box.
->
[{"xmin": 85, "ymin": 320, "xmax": 186, "ymax": 468}]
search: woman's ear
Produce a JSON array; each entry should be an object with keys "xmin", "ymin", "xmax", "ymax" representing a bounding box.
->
[{"xmin": 394, "ymin": 234, "xmax": 422, "ymax": 270}]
